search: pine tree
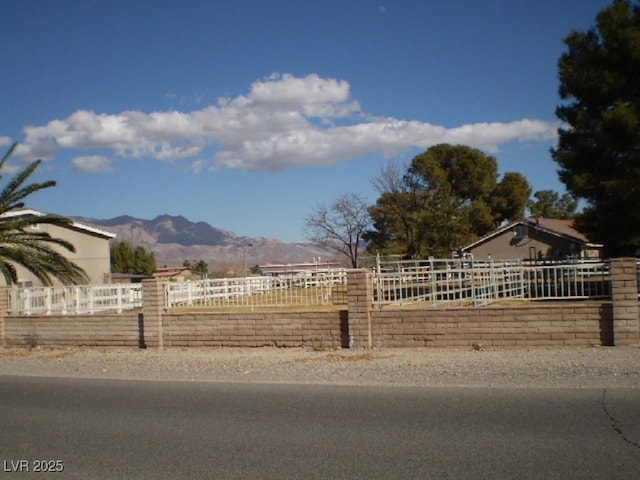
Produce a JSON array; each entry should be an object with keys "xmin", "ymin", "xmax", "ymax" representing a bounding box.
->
[{"xmin": 552, "ymin": 0, "xmax": 640, "ymax": 254}]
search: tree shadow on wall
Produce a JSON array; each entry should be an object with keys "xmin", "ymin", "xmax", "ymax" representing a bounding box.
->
[
  {"xmin": 339, "ymin": 310, "xmax": 350, "ymax": 348},
  {"xmin": 599, "ymin": 304, "xmax": 613, "ymax": 346}
]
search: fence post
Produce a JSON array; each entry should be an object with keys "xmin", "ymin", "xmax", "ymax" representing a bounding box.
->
[
  {"xmin": 141, "ymin": 278, "xmax": 165, "ymax": 348},
  {"xmin": 347, "ymin": 269, "xmax": 373, "ymax": 349},
  {"xmin": 0, "ymin": 286, "xmax": 8, "ymax": 347},
  {"xmin": 116, "ymin": 285, "xmax": 123, "ymax": 314},
  {"xmin": 610, "ymin": 257, "xmax": 639, "ymax": 346},
  {"xmin": 45, "ymin": 288, "xmax": 52, "ymax": 315}
]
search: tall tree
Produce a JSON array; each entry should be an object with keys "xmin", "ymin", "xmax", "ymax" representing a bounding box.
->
[
  {"xmin": 367, "ymin": 145, "xmax": 531, "ymax": 257},
  {"xmin": 0, "ymin": 143, "xmax": 88, "ymax": 285},
  {"xmin": 366, "ymin": 160, "xmax": 429, "ymax": 257},
  {"xmin": 528, "ymin": 190, "xmax": 578, "ymax": 219},
  {"xmin": 183, "ymin": 259, "xmax": 208, "ymax": 275},
  {"xmin": 111, "ymin": 241, "xmax": 156, "ymax": 276},
  {"xmin": 304, "ymin": 193, "xmax": 371, "ymax": 267},
  {"xmin": 552, "ymin": 0, "xmax": 640, "ymax": 254},
  {"xmin": 193, "ymin": 259, "xmax": 208, "ymax": 278},
  {"xmin": 491, "ymin": 172, "xmax": 532, "ymax": 223}
]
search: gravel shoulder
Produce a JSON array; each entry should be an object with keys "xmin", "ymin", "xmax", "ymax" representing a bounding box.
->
[{"xmin": 1, "ymin": 345, "xmax": 640, "ymax": 388}]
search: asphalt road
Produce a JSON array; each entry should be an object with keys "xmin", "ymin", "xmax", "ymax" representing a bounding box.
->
[{"xmin": 0, "ymin": 376, "xmax": 639, "ymax": 479}]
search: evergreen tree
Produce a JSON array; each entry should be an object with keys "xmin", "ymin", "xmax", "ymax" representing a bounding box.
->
[
  {"xmin": 366, "ymin": 144, "xmax": 531, "ymax": 257},
  {"xmin": 552, "ymin": 0, "xmax": 640, "ymax": 254},
  {"xmin": 110, "ymin": 241, "xmax": 156, "ymax": 276},
  {"xmin": 528, "ymin": 190, "xmax": 578, "ymax": 219}
]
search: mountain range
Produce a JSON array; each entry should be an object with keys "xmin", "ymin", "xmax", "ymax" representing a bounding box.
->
[{"xmin": 74, "ymin": 214, "xmax": 336, "ymax": 274}]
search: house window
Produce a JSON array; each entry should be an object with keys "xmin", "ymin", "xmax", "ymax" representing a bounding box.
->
[{"xmin": 513, "ymin": 225, "xmax": 528, "ymax": 239}]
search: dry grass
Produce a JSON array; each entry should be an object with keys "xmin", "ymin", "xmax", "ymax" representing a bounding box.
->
[
  {"xmin": 376, "ymin": 298, "xmax": 537, "ymax": 310},
  {"xmin": 325, "ymin": 352, "xmax": 379, "ymax": 362},
  {"xmin": 168, "ymin": 303, "xmax": 346, "ymax": 314},
  {"xmin": 0, "ymin": 348, "xmax": 34, "ymax": 358},
  {"xmin": 0, "ymin": 347, "xmax": 77, "ymax": 360},
  {"xmin": 168, "ymin": 285, "xmax": 347, "ymax": 312},
  {"xmin": 289, "ymin": 351, "xmax": 390, "ymax": 363}
]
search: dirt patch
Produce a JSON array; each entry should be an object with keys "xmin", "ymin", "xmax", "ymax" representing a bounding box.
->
[
  {"xmin": 289, "ymin": 351, "xmax": 393, "ymax": 363},
  {"xmin": 0, "ymin": 349, "xmax": 34, "ymax": 358},
  {"xmin": 1, "ymin": 345, "xmax": 639, "ymax": 388}
]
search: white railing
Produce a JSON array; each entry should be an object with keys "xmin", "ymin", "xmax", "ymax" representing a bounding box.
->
[
  {"xmin": 6, "ymin": 260, "xmax": 616, "ymax": 314},
  {"xmin": 522, "ymin": 261, "xmax": 610, "ymax": 300},
  {"xmin": 165, "ymin": 269, "xmax": 348, "ymax": 309},
  {"xmin": 8, "ymin": 283, "xmax": 143, "ymax": 315},
  {"xmin": 373, "ymin": 259, "xmax": 610, "ymax": 307}
]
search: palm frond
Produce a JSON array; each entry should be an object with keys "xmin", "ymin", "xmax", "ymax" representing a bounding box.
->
[
  {"xmin": 0, "ymin": 261, "xmax": 17, "ymax": 285},
  {"xmin": 0, "ymin": 142, "xmax": 18, "ymax": 171},
  {"xmin": 0, "ymin": 143, "xmax": 89, "ymax": 285},
  {"xmin": 0, "ymin": 160, "xmax": 57, "ymax": 213}
]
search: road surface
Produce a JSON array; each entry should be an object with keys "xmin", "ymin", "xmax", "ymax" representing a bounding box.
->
[{"xmin": 1, "ymin": 376, "xmax": 638, "ymax": 479}]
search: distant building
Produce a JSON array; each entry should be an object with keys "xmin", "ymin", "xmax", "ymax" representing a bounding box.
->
[
  {"xmin": 459, "ymin": 218, "xmax": 603, "ymax": 261},
  {"xmin": 1, "ymin": 208, "xmax": 116, "ymax": 286},
  {"xmin": 152, "ymin": 266, "xmax": 194, "ymax": 281},
  {"xmin": 258, "ymin": 261, "xmax": 343, "ymax": 276},
  {"xmin": 110, "ymin": 273, "xmax": 152, "ymax": 284}
]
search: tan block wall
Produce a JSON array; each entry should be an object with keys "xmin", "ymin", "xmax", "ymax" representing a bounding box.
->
[
  {"xmin": 4, "ymin": 313, "xmax": 141, "ymax": 347},
  {"xmin": 141, "ymin": 278, "xmax": 164, "ymax": 348},
  {"xmin": 610, "ymin": 258, "xmax": 640, "ymax": 345},
  {"xmin": 347, "ymin": 269, "xmax": 372, "ymax": 348},
  {"xmin": 163, "ymin": 310, "xmax": 348, "ymax": 348},
  {"xmin": 2, "ymin": 310, "xmax": 346, "ymax": 349},
  {"xmin": 0, "ymin": 302, "xmax": 626, "ymax": 349},
  {"xmin": 370, "ymin": 302, "xmax": 613, "ymax": 348},
  {"xmin": 1, "ymin": 258, "xmax": 637, "ymax": 349}
]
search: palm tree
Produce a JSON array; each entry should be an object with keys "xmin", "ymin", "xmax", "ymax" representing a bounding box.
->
[{"xmin": 0, "ymin": 142, "xmax": 88, "ymax": 285}]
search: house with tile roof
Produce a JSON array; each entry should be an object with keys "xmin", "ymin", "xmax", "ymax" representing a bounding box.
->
[{"xmin": 459, "ymin": 218, "xmax": 603, "ymax": 261}]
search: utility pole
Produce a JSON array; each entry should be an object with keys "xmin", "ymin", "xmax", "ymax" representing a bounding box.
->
[{"xmin": 243, "ymin": 242, "xmax": 253, "ymax": 277}]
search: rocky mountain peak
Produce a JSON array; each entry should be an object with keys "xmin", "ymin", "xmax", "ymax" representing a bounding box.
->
[{"xmin": 74, "ymin": 214, "xmax": 336, "ymax": 272}]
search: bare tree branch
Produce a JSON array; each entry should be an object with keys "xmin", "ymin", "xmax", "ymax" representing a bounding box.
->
[{"xmin": 304, "ymin": 193, "xmax": 371, "ymax": 268}]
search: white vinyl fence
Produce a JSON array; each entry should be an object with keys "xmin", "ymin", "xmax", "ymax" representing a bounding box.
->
[
  {"xmin": 166, "ymin": 269, "xmax": 348, "ymax": 309},
  {"xmin": 373, "ymin": 258, "xmax": 610, "ymax": 307},
  {"xmin": 8, "ymin": 283, "xmax": 143, "ymax": 315}
]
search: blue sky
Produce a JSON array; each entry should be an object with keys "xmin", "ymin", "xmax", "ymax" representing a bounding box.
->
[{"xmin": 1, "ymin": 0, "xmax": 612, "ymax": 242}]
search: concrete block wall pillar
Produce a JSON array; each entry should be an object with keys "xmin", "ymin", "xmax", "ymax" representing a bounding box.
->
[
  {"xmin": 610, "ymin": 257, "xmax": 639, "ymax": 345},
  {"xmin": 141, "ymin": 278, "xmax": 165, "ymax": 348},
  {"xmin": 346, "ymin": 269, "xmax": 373, "ymax": 348}
]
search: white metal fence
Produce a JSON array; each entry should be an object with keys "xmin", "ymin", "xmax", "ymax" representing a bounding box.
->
[
  {"xmin": 8, "ymin": 283, "xmax": 143, "ymax": 315},
  {"xmin": 165, "ymin": 269, "xmax": 348, "ymax": 309},
  {"xmin": 4, "ymin": 260, "xmax": 619, "ymax": 315},
  {"xmin": 372, "ymin": 258, "xmax": 610, "ymax": 307}
]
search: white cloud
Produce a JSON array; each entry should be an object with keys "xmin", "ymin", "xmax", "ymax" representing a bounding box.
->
[
  {"xmin": 15, "ymin": 73, "xmax": 559, "ymax": 172},
  {"xmin": 189, "ymin": 159, "xmax": 205, "ymax": 173},
  {"xmin": 443, "ymin": 119, "xmax": 558, "ymax": 152},
  {"xmin": 72, "ymin": 155, "xmax": 114, "ymax": 174}
]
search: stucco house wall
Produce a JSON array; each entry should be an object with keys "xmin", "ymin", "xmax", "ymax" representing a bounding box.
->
[
  {"xmin": 467, "ymin": 227, "xmax": 575, "ymax": 260},
  {"xmin": 461, "ymin": 218, "xmax": 603, "ymax": 261},
  {"xmin": 2, "ymin": 209, "xmax": 115, "ymax": 286}
]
